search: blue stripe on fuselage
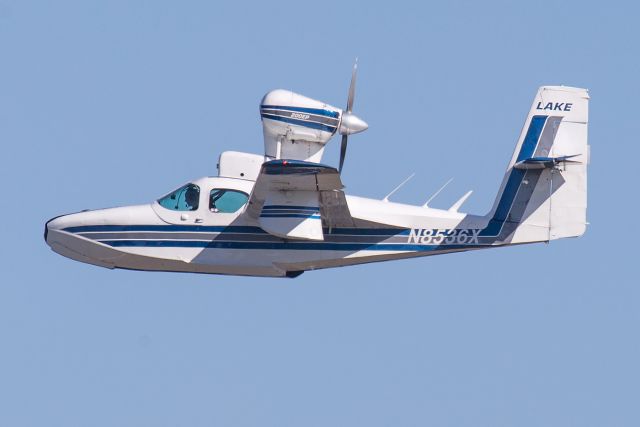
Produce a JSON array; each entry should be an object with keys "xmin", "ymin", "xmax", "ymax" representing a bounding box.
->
[
  {"xmin": 480, "ymin": 115, "xmax": 548, "ymax": 236},
  {"xmin": 63, "ymin": 225, "xmax": 408, "ymax": 235},
  {"xmin": 64, "ymin": 224, "xmax": 265, "ymax": 234}
]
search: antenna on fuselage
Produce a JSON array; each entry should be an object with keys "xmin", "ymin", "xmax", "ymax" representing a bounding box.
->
[
  {"xmin": 448, "ymin": 190, "xmax": 473, "ymax": 213},
  {"xmin": 422, "ymin": 178, "xmax": 453, "ymax": 208},
  {"xmin": 383, "ymin": 173, "xmax": 415, "ymax": 202}
]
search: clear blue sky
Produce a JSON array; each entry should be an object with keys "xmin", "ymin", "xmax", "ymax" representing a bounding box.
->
[{"xmin": 1, "ymin": 1, "xmax": 638, "ymax": 426}]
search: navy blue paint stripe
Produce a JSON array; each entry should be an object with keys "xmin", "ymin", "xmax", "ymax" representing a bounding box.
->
[
  {"xmin": 481, "ymin": 115, "xmax": 549, "ymax": 236},
  {"xmin": 260, "ymin": 105, "xmax": 340, "ymax": 118},
  {"xmin": 260, "ymin": 109, "xmax": 339, "ymax": 124},
  {"xmin": 63, "ymin": 225, "xmax": 410, "ymax": 235},
  {"xmin": 260, "ymin": 113, "xmax": 337, "ymax": 133},
  {"xmin": 492, "ymin": 169, "xmax": 526, "ymax": 223},
  {"xmin": 261, "ymin": 210, "xmax": 320, "ymax": 215},
  {"xmin": 263, "ymin": 205, "xmax": 319, "ymax": 211},
  {"xmin": 64, "ymin": 225, "xmax": 266, "ymax": 233},
  {"xmin": 517, "ymin": 115, "xmax": 548, "ymax": 162},
  {"xmin": 259, "ymin": 214, "xmax": 321, "ymax": 219},
  {"xmin": 103, "ymin": 240, "xmax": 475, "ymax": 252},
  {"xmin": 479, "ymin": 219, "xmax": 505, "ymax": 237},
  {"xmin": 327, "ymin": 228, "xmax": 409, "ymax": 236}
]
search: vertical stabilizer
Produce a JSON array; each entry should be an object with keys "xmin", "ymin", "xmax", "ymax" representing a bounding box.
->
[{"xmin": 485, "ymin": 86, "xmax": 589, "ymax": 244}]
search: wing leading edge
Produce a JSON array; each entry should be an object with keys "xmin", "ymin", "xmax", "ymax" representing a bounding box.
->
[{"xmin": 246, "ymin": 160, "xmax": 355, "ymax": 240}]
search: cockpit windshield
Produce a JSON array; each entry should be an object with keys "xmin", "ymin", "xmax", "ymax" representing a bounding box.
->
[
  {"xmin": 157, "ymin": 183, "xmax": 200, "ymax": 211},
  {"xmin": 210, "ymin": 189, "xmax": 249, "ymax": 213}
]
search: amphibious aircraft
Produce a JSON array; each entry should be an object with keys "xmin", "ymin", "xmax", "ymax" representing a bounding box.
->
[{"xmin": 44, "ymin": 64, "xmax": 590, "ymax": 277}]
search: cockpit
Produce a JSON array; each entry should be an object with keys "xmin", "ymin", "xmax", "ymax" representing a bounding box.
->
[
  {"xmin": 157, "ymin": 181, "xmax": 250, "ymax": 214},
  {"xmin": 152, "ymin": 175, "xmax": 255, "ymax": 225},
  {"xmin": 151, "ymin": 151, "xmax": 263, "ymax": 224}
]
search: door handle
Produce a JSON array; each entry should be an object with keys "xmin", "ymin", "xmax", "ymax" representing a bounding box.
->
[{"xmin": 195, "ymin": 218, "xmax": 203, "ymax": 224}]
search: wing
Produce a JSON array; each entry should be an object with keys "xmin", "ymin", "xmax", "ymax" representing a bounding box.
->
[{"xmin": 245, "ymin": 160, "xmax": 356, "ymax": 240}]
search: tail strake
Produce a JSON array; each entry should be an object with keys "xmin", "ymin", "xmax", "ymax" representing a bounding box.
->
[{"xmin": 486, "ymin": 86, "xmax": 589, "ymax": 244}]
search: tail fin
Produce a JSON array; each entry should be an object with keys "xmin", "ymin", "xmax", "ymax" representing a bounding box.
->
[{"xmin": 485, "ymin": 86, "xmax": 589, "ymax": 244}]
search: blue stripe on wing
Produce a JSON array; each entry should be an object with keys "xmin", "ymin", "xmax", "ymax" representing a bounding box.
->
[
  {"xmin": 263, "ymin": 205, "xmax": 320, "ymax": 212},
  {"xmin": 259, "ymin": 213, "xmax": 321, "ymax": 219}
]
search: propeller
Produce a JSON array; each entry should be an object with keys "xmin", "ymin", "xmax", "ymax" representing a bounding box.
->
[{"xmin": 338, "ymin": 60, "xmax": 368, "ymax": 173}]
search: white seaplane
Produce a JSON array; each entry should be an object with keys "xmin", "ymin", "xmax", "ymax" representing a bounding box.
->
[{"xmin": 45, "ymin": 65, "xmax": 590, "ymax": 278}]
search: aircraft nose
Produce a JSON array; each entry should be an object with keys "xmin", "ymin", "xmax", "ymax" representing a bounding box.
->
[
  {"xmin": 43, "ymin": 210, "xmax": 91, "ymax": 248},
  {"xmin": 44, "ymin": 204, "xmax": 160, "ymax": 267},
  {"xmin": 44, "ymin": 214, "xmax": 66, "ymax": 244}
]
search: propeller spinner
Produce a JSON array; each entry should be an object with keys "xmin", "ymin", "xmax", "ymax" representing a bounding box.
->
[{"xmin": 338, "ymin": 60, "xmax": 368, "ymax": 173}]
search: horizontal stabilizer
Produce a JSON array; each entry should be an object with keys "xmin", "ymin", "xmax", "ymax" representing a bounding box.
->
[{"xmin": 514, "ymin": 154, "xmax": 581, "ymax": 170}]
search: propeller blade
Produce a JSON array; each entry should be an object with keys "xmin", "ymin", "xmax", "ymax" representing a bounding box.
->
[
  {"xmin": 339, "ymin": 134, "xmax": 348, "ymax": 173},
  {"xmin": 339, "ymin": 59, "xmax": 362, "ymax": 173},
  {"xmin": 346, "ymin": 59, "xmax": 358, "ymax": 113}
]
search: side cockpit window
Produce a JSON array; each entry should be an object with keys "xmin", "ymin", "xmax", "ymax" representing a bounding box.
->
[
  {"xmin": 210, "ymin": 189, "xmax": 249, "ymax": 213},
  {"xmin": 157, "ymin": 183, "xmax": 200, "ymax": 211}
]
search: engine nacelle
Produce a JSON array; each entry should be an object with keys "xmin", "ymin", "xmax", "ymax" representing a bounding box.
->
[{"xmin": 260, "ymin": 89, "xmax": 342, "ymax": 163}]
